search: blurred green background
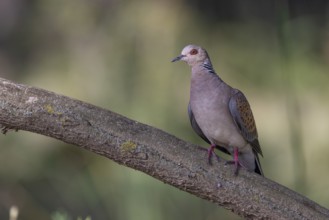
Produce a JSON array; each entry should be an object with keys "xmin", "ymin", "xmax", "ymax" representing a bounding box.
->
[{"xmin": 1, "ymin": 0, "xmax": 329, "ymax": 219}]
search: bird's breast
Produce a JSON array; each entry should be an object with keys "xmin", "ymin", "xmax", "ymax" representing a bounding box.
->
[{"xmin": 189, "ymin": 73, "xmax": 247, "ymax": 149}]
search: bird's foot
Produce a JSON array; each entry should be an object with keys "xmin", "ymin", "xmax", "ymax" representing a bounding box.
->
[
  {"xmin": 225, "ymin": 160, "xmax": 243, "ymax": 175},
  {"xmin": 225, "ymin": 147, "xmax": 244, "ymax": 175},
  {"xmin": 207, "ymin": 144, "xmax": 220, "ymax": 165}
]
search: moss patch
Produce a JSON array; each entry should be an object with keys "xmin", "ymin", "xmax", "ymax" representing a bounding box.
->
[
  {"xmin": 44, "ymin": 104, "xmax": 62, "ymax": 115},
  {"xmin": 121, "ymin": 141, "xmax": 137, "ymax": 152}
]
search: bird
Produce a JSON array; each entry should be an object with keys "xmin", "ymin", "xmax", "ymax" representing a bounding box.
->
[{"xmin": 172, "ymin": 44, "xmax": 264, "ymax": 176}]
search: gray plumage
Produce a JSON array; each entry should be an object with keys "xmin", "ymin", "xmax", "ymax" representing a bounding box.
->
[{"xmin": 172, "ymin": 45, "xmax": 263, "ymax": 175}]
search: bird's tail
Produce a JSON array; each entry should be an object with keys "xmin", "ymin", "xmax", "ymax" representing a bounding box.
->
[
  {"xmin": 254, "ymin": 152, "xmax": 264, "ymax": 176},
  {"xmin": 239, "ymin": 149, "xmax": 264, "ymax": 176}
]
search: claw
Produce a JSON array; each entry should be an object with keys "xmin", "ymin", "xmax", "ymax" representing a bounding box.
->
[{"xmin": 225, "ymin": 147, "xmax": 244, "ymax": 175}]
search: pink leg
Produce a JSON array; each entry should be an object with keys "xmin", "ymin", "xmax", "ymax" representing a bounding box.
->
[
  {"xmin": 233, "ymin": 147, "xmax": 240, "ymax": 175},
  {"xmin": 225, "ymin": 147, "xmax": 243, "ymax": 175},
  {"xmin": 207, "ymin": 144, "xmax": 219, "ymax": 164},
  {"xmin": 207, "ymin": 144, "xmax": 215, "ymax": 164}
]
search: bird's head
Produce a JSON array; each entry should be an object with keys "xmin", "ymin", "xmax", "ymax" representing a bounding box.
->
[{"xmin": 172, "ymin": 45, "xmax": 208, "ymax": 66}]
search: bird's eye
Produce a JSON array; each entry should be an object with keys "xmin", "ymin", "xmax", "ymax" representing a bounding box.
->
[{"xmin": 190, "ymin": 49, "xmax": 198, "ymax": 55}]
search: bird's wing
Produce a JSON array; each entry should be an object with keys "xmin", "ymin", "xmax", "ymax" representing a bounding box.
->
[
  {"xmin": 188, "ymin": 102, "xmax": 229, "ymax": 155},
  {"xmin": 228, "ymin": 90, "xmax": 263, "ymax": 156}
]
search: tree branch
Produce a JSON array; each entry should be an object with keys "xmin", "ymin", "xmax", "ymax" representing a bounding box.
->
[{"xmin": 0, "ymin": 77, "xmax": 328, "ymax": 219}]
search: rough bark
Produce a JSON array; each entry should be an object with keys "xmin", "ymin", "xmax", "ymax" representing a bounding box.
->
[{"xmin": 0, "ymin": 77, "xmax": 328, "ymax": 219}]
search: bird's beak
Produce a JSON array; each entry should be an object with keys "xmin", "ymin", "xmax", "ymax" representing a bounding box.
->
[{"xmin": 171, "ymin": 55, "xmax": 185, "ymax": 62}]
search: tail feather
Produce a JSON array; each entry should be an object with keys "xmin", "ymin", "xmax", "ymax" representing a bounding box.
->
[
  {"xmin": 254, "ymin": 151, "xmax": 264, "ymax": 176},
  {"xmin": 239, "ymin": 149, "xmax": 264, "ymax": 176}
]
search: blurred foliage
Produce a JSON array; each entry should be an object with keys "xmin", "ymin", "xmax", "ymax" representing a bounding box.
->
[{"xmin": 1, "ymin": 0, "xmax": 329, "ymax": 219}]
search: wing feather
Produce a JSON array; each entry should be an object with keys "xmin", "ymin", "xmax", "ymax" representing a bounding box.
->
[{"xmin": 228, "ymin": 91, "xmax": 263, "ymax": 156}]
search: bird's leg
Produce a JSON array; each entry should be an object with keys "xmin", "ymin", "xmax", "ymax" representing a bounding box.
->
[
  {"xmin": 225, "ymin": 147, "xmax": 243, "ymax": 175},
  {"xmin": 207, "ymin": 144, "xmax": 219, "ymax": 165},
  {"xmin": 233, "ymin": 147, "xmax": 240, "ymax": 175}
]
